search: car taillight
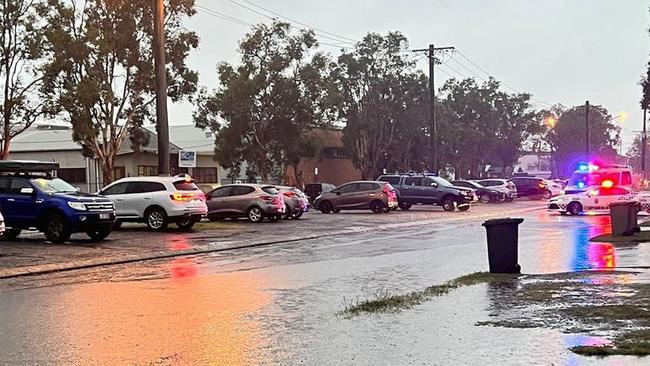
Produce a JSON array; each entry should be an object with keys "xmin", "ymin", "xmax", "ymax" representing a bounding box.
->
[
  {"xmin": 283, "ymin": 191, "xmax": 297, "ymax": 198},
  {"xmin": 259, "ymin": 195, "xmax": 273, "ymax": 202},
  {"xmin": 383, "ymin": 186, "xmax": 389, "ymax": 195},
  {"xmin": 171, "ymin": 192, "xmax": 195, "ymax": 201},
  {"xmin": 539, "ymin": 182, "xmax": 547, "ymax": 189}
]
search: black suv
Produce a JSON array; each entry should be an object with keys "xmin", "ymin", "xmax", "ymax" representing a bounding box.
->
[
  {"xmin": 304, "ymin": 182, "xmax": 336, "ymax": 203},
  {"xmin": 509, "ymin": 177, "xmax": 550, "ymax": 199},
  {"xmin": 377, "ymin": 174, "xmax": 474, "ymax": 211}
]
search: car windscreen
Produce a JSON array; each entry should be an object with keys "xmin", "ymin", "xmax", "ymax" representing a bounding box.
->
[
  {"xmin": 432, "ymin": 177, "xmax": 453, "ymax": 187},
  {"xmin": 378, "ymin": 176, "xmax": 401, "ymax": 185},
  {"xmin": 31, "ymin": 178, "xmax": 78, "ymax": 193},
  {"xmin": 262, "ymin": 186, "xmax": 279, "ymax": 194},
  {"xmin": 173, "ymin": 180, "xmax": 200, "ymax": 191}
]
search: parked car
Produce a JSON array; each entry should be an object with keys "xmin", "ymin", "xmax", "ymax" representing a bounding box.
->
[
  {"xmin": 377, "ymin": 174, "xmax": 473, "ymax": 212},
  {"xmin": 100, "ymin": 175, "xmax": 207, "ymax": 231},
  {"xmin": 509, "ymin": 176, "xmax": 550, "ymax": 199},
  {"xmin": 313, "ymin": 181, "xmax": 398, "ymax": 214},
  {"xmin": 205, "ymin": 184, "xmax": 286, "ymax": 223},
  {"xmin": 278, "ymin": 186, "xmax": 310, "ymax": 219},
  {"xmin": 0, "ymin": 161, "xmax": 115, "ymax": 243},
  {"xmin": 475, "ymin": 179, "xmax": 517, "ymax": 201},
  {"xmin": 304, "ymin": 182, "xmax": 336, "ymax": 203},
  {"xmin": 544, "ymin": 179, "xmax": 564, "ymax": 197},
  {"xmin": 451, "ymin": 180, "xmax": 507, "ymax": 203}
]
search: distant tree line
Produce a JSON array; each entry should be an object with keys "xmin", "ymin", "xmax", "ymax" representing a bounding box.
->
[{"xmin": 0, "ymin": 2, "xmax": 623, "ymax": 184}]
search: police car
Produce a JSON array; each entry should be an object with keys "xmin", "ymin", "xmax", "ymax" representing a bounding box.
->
[{"xmin": 548, "ymin": 182, "xmax": 650, "ymax": 216}]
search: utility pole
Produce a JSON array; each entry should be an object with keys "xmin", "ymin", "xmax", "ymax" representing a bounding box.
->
[
  {"xmin": 585, "ymin": 100, "xmax": 590, "ymax": 161},
  {"xmin": 153, "ymin": 0, "xmax": 170, "ymax": 176},
  {"xmin": 643, "ymin": 107, "xmax": 647, "ymax": 179},
  {"xmin": 412, "ymin": 44, "xmax": 454, "ymax": 174}
]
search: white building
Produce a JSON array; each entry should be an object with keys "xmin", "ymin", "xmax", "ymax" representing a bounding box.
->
[{"xmin": 9, "ymin": 124, "xmax": 235, "ymax": 192}]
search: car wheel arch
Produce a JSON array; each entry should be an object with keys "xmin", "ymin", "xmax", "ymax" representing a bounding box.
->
[
  {"xmin": 37, "ymin": 207, "xmax": 67, "ymax": 231},
  {"xmin": 144, "ymin": 205, "xmax": 168, "ymax": 219}
]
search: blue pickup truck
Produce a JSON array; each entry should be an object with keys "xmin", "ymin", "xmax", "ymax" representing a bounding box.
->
[
  {"xmin": 377, "ymin": 174, "xmax": 474, "ymax": 212},
  {"xmin": 0, "ymin": 161, "xmax": 116, "ymax": 243}
]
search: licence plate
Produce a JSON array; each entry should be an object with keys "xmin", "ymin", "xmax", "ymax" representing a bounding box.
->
[{"xmin": 99, "ymin": 213, "xmax": 110, "ymax": 220}]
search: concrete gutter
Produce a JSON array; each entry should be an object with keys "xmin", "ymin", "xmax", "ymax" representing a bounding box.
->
[{"xmin": 0, "ymin": 205, "xmax": 542, "ymax": 279}]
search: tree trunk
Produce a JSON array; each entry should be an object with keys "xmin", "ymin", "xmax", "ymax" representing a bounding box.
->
[
  {"xmin": 292, "ymin": 163, "xmax": 304, "ymax": 190},
  {"xmin": 101, "ymin": 158, "xmax": 115, "ymax": 186}
]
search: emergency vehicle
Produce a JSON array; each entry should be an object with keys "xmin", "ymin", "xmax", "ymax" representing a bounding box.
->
[
  {"xmin": 564, "ymin": 164, "xmax": 634, "ymax": 194},
  {"xmin": 548, "ymin": 180, "xmax": 650, "ymax": 216}
]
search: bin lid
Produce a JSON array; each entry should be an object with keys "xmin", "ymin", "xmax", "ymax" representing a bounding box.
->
[{"xmin": 482, "ymin": 217, "xmax": 524, "ymax": 227}]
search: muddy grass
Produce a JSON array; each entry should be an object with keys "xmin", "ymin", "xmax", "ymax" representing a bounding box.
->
[
  {"xmin": 590, "ymin": 230, "xmax": 650, "ymax": 243},
  {"xmin": 339, "ymin": 272, "xmax": 515, "ymax": 317},
  {"xmin": 342, "ymin": 270, "xmax": 650, "ymax": 357}
]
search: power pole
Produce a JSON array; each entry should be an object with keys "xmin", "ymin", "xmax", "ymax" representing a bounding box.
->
[
  {"xmin": 585, "ymin": 100, "xmax": 590, "ymax": 161},
  {"xmin": 153, "ymin": 0, "xmax": 170, "ymax": 176},
  {"xmin": 412, "ymin": 44, "xmax": 454, "ymax": 174},
  {"xmin": 643, "ymin": 107, "xmax": 647, "ymax": 179}
]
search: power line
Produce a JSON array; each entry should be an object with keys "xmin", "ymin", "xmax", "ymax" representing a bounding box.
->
[
  {"xmin": 454, "ymin": 49, "xmax": 554, "ymax": 107},
  {"xmin": 196, "ymin": 5, "xmax": 253, "ymax": 27},
  {"xmin": 239, "ymin": 0, "xmax": 357, "ymax": 44},
  {"xmin": 448, "ymin": 54, "xmax": 487, "ymax": 82},
  {"xmin": 228, "ymin": 0, "xmax": 356, "ymax": 45}
]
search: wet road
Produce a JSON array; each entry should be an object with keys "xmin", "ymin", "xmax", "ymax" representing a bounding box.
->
[{"xmin": 1, "ymin": 208, "xmax": 649, "ymax": 365}]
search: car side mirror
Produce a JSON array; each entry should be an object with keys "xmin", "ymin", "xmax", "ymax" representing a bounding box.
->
[
  {"xmin": 20, "ymin": 187, "xmax": 34, "ymax": 196},
  {"xmin": 431, "ymin": 182, "xmax": 438, "ymax": 188},
  {"xmin": 76, "ymin": 187, "xmax": 81, "ymax": 192},
  {"xmin": 335, "ymin": 191, "xmax": 341, "ymax": 195}
]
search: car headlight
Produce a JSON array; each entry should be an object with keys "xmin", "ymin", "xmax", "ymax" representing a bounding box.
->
[{"xmin": 67, "ymin": 201, "xmax": 87, "ymax": 211}]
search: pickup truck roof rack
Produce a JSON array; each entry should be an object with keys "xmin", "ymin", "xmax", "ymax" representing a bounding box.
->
[{"xmin": 0, "ymin": 160, "xmax": 60, "ymax": 173}]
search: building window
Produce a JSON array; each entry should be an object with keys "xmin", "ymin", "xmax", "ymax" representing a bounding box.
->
[
  {"xmin": 113, "ymin": 166, "xmax": 126, "ymax": 180},
  {"xmin": 322, "ymin": 147, "xmax": 349, "ymax": 159},
  {"xmin": 138, "ymin": 165, "xmax": 157, "ymax": 176},
  {"xmin": 57, "ymin": 168, "xmax": 86, "ymax": 183},
  {"xmin": 192, "ymin": 167, "xmax": 218, "ymax": 183}
]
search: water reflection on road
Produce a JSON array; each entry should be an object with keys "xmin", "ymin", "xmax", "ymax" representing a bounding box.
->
[{"xmin": 2, "ymin": 272, "xmax": 272, "ymax": 365}]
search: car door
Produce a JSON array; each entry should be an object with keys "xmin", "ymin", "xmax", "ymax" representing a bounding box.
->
[
  {"xmin": 120, "ymin": 182, "xmax": 150, "ymax": 218},
  {"xmin": 4, "ymin": 178, "xmax": 38, "ymax": 226},
  {"xmin": 100, "ymin": 182, "xmax": 129, "ymax": 217},
  {"xmin": 333, "ymin": 183, "xmax": 358, "ymax": 208},
  {"xmin": 401, "ymin": 177, "xmax": 421, "ymax": 203},
  {"xmin": 134, "ymin": 182, "xmax": 167, "ymax": 217},
  {"xmin": 0, "ymin": 177, "xmax": 12, "ymax": 225},
  {"xmin": 421, "ymin": 177, "xmax": 441, "ymax": 204},
  {"xmin": 349, "ymin": 182, "xmax": 377, "ymax": 208},
  {"xmin": 595, "ymin": 187, "xmax": 629, "ymax": 210},
  {"xmin": 232, "ymin": 186, "xmax": 256, "ymax": 215},
  {"xmin": 206, "ymin": 186, "xmax": 234, "ymax": 216}
]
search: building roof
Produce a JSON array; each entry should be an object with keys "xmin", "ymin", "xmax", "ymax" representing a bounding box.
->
[
  {"xmin": 10, "ymin": 128, "xmax": 81, "ymax": 152},
  {"xmin": 165, "ymin": 125, "xmax": 216, "ymax": 154},
  {"xmin": 10, "ymin": 124, "xmax": 212, "ymax": 155}
]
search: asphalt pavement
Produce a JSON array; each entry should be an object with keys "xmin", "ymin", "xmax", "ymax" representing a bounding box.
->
[{"xmin": 1, "ymin": 201, "xmax": 648, "ymax": 365}]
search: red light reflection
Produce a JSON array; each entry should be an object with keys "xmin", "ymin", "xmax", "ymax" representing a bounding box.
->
[
  {"xmin": 587, "ymin": 243, "xmax": 616, "ymax": 270},
  {"xmin": 170, "ymin": 258, "xmax": 198, "ymax": 278}
]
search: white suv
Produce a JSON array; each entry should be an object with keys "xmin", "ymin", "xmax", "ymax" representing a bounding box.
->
[{"xmin": 99, "ymin": 175, "xmax": 207, "ymax": 231}]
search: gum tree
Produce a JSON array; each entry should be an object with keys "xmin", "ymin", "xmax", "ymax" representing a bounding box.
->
[{"xmin": 41, "ymin": 0, "xmax": 198, "ymax": 182}]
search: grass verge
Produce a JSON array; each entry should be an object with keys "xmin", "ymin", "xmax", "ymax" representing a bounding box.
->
[
  {"xmin": 339, "ymin": 272, "xmax": 513, "ymax": 318},
  {"xmin": 571, "ymin": 330, "xmax": 650, "ymax": 356}
]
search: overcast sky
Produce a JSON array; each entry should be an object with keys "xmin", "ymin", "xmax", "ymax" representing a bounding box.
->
[{"xmin": 171, "ymin": 0, "xmax": 650, "ymax": 151}]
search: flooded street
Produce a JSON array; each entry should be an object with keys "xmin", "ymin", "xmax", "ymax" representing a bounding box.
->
[{"xmin": 1, "ymin": 208, "xmax": 649, "ymax": 365}]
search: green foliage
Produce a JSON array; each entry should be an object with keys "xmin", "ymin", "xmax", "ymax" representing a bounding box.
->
[
  {"xmin": 0, "ymin": 0, "xmax": 54, "ymax": 158},
  {"xmin": 41, "ymin": 0, "xmax": 198, "ymax": 182},
  {"xmin": 194, "ymin": 21, "xmax": 333, "ymax": 182},
  {"xmin": 438, "ymin": 77, "xmax": 541, "ymax": 178},
  {"xmin": 331, "ymin": 31, "xmax": 427, "ymax": 179},
  {"xmin": 544, "ymin": 104, "xmax": 620, "ymax": 176}
]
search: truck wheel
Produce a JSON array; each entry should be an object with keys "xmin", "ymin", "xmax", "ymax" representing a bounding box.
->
[
  {"xmin": 176, "ymin": 217, "xmax": 197, "ymax": 231},
  {"xmin": 44, "ymin": 214, "xmax": 71, "ymax": 243},
  {"xmin": 145, "ymin": 207, "xmax": 168, "ymax": 231},
  {"xmin": 3, "ymin": 228, "xmax": 21, "ymax": 240},
  {"xmin": 441, "ymin": 197, "xmax": 456, "ymax": 212},
  {"xmin": 86, "ymin": 229, "xmax": 110, "ymax": 242}
]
